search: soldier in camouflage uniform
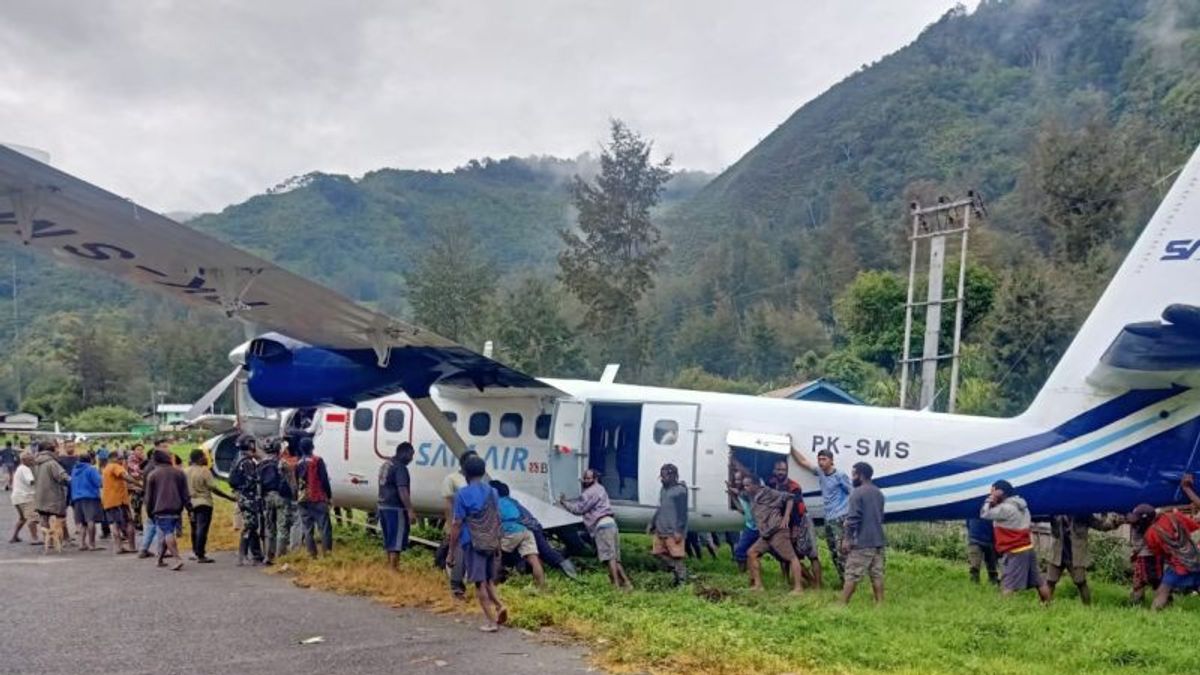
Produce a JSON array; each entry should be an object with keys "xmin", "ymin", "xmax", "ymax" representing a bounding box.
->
[
  {"xmin": 259, "ymin": 440, "xmax": 293, "ymax": 564},
  {"xmin": 229, "ymin": 435, "xmax": 264, "ymax": 566}
]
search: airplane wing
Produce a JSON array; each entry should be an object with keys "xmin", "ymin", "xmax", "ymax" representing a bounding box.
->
[{"xmin": 0, "ymin": 146, "xmax": 561, "ymax": 396}]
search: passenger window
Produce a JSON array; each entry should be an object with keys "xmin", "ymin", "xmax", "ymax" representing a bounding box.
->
[
  {"xmin": 500, "ymin": 413, "xmax": 523, "ymax": 438},
  {"xmin": 469, "ymin": 412, "xmax": 491, "ymax": 437},
  {"xmin": 444, "ymin": 411, "xmax": 458, "ymax": 426},
  {"xmin": 535, "ymin": 413, "xmax": 552, "ymax": 440},
  {"xmin": 653, "ymin": 420, "xmax": 679, "ymax": 445},
  {"xmin": 383, "ymin": 409, "xmax": 405, "ymax": 432},
  {"xmin": 353, "ymin": 408, "xmax": 373, "ymax": 432}
]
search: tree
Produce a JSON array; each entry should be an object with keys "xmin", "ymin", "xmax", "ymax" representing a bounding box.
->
[
  {"xmin": 1024, "ymin": 118, "xmax": 1140, "ymax": 264},
  {"xmin": 672, "ymin": 299, "xmax": 740, "ymax": 378},
  {"xmin": 486, "ymin": 278, "xmax": 586, "ymax": 377},
  {"xmin": 403, "ymin": 220, "xmax": 495, "ymax": 343},
  {"xmin": 983, "ymin": 263, "xmax": 1075, "ymax": 412},
  {"xmin": 833, "ymin": 270, "xmax": 908, "ymax": 370},
  {"xmin": 559, "ymin": 120, "xmax": 672, "ymax": 371}
]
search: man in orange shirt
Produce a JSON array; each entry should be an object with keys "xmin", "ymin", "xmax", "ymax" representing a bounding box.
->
[
  {"xmin": 101, "ymin": 453, "xmax": 138, "ymax": 554},
  {"xmin": 1130, "ymin": 501, "xmax": 1200, "ymax": 610}
]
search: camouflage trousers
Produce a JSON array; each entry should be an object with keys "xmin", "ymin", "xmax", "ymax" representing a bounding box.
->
[
  {"xmin": 262, "ymin": 492, "xmax": 294, "ymax": 561},
  {"xmin": 823, "ymin": 516, "xmax": 846, "ymax": 582},
  {"xmin": 238, "ymin": 496, "xmax": 264, "ymax": 562}
]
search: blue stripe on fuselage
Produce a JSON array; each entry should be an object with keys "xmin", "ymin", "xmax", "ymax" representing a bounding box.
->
[
  {"xmin": 874, "ymin": 387, "xmax": 1185, "ymax": 489},
  {"xmin": 888, "ymin": 413, "xmax": 1200, "ymax": 521},
  {"xmin": 887, "ymin": 415, "xmax": 1161, "ymax": 502}
]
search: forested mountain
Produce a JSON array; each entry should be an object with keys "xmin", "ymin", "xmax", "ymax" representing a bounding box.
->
[
  {"xmin": 652, "ymin": 0, "xmax": 1200, "ymax": 413},
  {"xmin": 667, "ymin": 0, "xmax": 1200, "ymax": 261},
  {"xmin": 2, "ymin": 0, "xmax": 1198, "ymax": 422}
]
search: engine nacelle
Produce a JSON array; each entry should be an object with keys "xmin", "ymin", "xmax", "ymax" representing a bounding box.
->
[{"xmin": 245, "ymin": 338, "xmax": 400, "ymax": 409}]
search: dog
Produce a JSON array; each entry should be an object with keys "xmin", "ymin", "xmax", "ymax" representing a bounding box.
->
[{"xmin": 42, "ymin": 515, "xmax": 63, "ymax": 554}]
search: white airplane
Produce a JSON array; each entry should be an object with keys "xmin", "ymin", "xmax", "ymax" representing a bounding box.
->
[{"xmin": 3, "ymin": 143, "xmax": 1200, "ymax": 532}]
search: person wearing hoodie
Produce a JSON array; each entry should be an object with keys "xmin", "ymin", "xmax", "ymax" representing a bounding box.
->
[
  {"xmin": 70, "ymin": 453, "xmax": 104, "ymax": 551},
  {"xmin": 33, "ymin": 442, "xmax": 71, "ymax": 543},
  {"xmin": 980, "ymin": 480, "xmax": 1051, "ymax": 602}
]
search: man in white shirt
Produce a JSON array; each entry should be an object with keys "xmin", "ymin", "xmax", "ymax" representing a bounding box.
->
[{"xmin": 9, "ymin": 452, "xmax": 39, "ymax": 544}]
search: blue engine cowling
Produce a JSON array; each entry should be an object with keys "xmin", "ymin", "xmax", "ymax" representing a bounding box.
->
[{"xmin": 242, "ymin": 335, "xmax": 540, "ymax": 409}]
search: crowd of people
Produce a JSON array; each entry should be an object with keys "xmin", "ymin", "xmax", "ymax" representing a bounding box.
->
[
  {"xmin": 3, "ymin": 434, "xmax": 336, "ymax": 570},
  {"xmin": 422, "ymin": 443, "xmax": 888, "ymax": 631},
  {"xmin": 971, "ymin": 474, "xmax": 1200, "ymax": 610},
  {"xmin": 421, "ymin": 440, "xmax": 1200, "ymax": 631},
  {"xmin": 7, "ymin": 431, "xmax": 1200, "ymax": 633}
]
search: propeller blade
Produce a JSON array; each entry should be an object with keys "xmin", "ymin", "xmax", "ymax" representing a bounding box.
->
[{"xmin": 186, "ymin": 367, "xmax": 241, "ymax": 421}]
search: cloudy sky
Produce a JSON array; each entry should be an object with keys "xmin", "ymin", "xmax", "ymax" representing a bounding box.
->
[{"xmin": 2, "ymin": 1, "xmax": 972, "ymax": 214}]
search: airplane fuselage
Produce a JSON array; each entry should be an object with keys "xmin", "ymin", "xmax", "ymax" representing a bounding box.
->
[{"xmin": 235, "ymin": 377, "xmax": 1200, "ymax": 530}]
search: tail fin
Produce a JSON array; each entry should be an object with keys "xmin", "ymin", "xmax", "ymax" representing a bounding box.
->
[{"xmin": 1025, "ymin": 143, "xmax": 1200, "ymax": 421}]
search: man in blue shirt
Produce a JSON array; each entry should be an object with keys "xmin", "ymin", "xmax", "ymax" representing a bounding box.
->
[
  {"xmin": 491, "ymin": 481, "xmax": 546, "ymax": 588},
  {"xmin": 792, "ymin": 447, "xmax": 853, "ymax": 583},
  {"xmin": 448, "ymin": 455, "xmax": 508, "ymax": 632}
]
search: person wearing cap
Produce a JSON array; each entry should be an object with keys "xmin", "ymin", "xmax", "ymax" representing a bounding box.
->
[
  {"xmin": 839, "ymin": 461, "xmax": 886, "ymax": 605},
  {"xmin": 9, "ymin": 451, "xmax": 39, "ymax": 544},
  {"xmin": 229, "ymin": 435, "xmax": 265, "ymax": 565},
  {"xmin": 1125, "ymin": 503, "xmax": 1164, "ymax": 606},
  {"xmin": 980, "ymin": 480, "xmax": 1051, "ymax": 602},
  {"xmin": 259, "ymin": 440, "xmax": 293, "ymax": 565},
  {"xmin": 648, "ymin": 463, "xmax": 689, "ymax": 587},
  {"xmin": 1131, "ymin": 490, "xmax": 1200, "ymax": 610}
]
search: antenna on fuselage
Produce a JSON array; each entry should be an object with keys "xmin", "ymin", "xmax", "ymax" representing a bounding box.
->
[{"xmin": 600, "ymin": 364, "xmax": 620, "ymax": 384}]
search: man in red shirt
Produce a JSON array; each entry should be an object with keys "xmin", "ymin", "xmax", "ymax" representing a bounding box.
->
[{"xmin": 1130, "ymin": 501, "xmax": 1200, "ymax": 610}]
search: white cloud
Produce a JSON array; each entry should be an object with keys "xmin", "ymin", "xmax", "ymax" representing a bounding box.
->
[{"xmin": 1, "ymin": 0, "xmax": 972, "ymax": 213}]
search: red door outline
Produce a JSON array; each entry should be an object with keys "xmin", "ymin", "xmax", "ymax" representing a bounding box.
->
[{"xmin": 372, "ymin": 399, "xmax": 415, "ymax": 459}]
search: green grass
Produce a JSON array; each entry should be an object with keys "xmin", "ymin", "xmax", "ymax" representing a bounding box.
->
[{"xmin": 279, "ymin": 524, "xmax": 1200, "ymax": 675}]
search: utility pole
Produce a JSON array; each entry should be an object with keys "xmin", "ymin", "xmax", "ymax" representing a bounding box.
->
[{"xmin": 898, "ymin": 192, "xmax": 984, "ymax": 412}]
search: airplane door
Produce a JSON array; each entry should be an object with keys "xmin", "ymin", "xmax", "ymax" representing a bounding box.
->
[
  {"xmin": 638, "ymin": 403, "xmax": 700, "ymax": 507},
  {"xmin": 373, "ymin": 400, "xmax": 414, "ymax": 459},
  {"xmin": 548, "ymin": 399, "xmax": 587, "ymax": 501}
]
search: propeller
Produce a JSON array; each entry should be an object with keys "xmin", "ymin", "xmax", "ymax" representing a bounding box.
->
[{"xmin": 186, "ymin": 367, "xmax": 242, "ymax": 421}]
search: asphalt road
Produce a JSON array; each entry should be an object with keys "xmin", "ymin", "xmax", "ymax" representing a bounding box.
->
[{"xmin": 0, "ymin": 502, "xmax": 595, "ymax": 675}]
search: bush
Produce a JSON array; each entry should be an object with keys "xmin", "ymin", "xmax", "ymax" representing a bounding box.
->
[{"xmin": 63, "ymin": 405, "xmax": 142, "ymax": 433}]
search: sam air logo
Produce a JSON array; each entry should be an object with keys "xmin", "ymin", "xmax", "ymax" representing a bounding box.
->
[{"xmin": 1162, "ymin": 239, "xmax": 1200, "ymax": 261}]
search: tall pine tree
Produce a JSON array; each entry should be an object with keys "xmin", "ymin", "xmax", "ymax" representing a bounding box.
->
[{"xmin": 559, "ymin": 120, "xmax": 672, "ymax": 372}]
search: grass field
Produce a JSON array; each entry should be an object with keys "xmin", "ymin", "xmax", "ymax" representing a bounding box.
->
[{"xmin": 264, "ymin": 522, "xmax": 1200, "ymax": 675}]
